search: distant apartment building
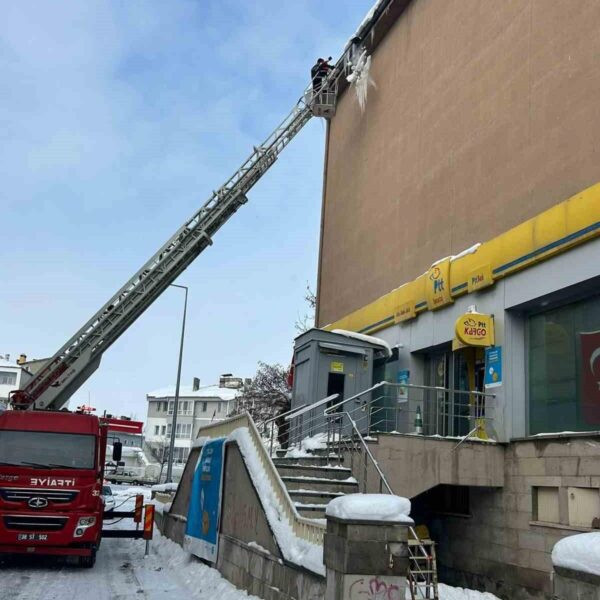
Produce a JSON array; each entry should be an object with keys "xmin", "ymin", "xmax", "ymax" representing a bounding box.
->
[
  {"xmin": 145, "ymin": 375, "xmax": 244, "ymax": 463},
  {"xmin": 0, "ymin": 354, "xmax": 33, "ymax": 411}
]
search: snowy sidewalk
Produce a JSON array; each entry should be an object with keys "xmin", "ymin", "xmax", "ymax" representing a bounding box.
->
[{"xmin": 0, "ymin": 486, "xmax": 500, "ymax": 600}]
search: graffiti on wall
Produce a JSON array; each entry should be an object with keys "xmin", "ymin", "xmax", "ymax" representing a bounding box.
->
[{"xmin": 344, "ymin": 575, "xmax": 405, "ymax": 600}]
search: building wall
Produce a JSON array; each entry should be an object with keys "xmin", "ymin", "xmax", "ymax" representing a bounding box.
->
[
  {"xmin": 431, "ymin": 435, "xmax": 600, "ymax": 600},
  {"xmin": 318, "ymin": 0, "xmax": 600, "ymax": 326},
  {"xmin": 0, "ymin": 364, "xmax": 32, "ymax": 402},
  {"xmin": 145, "ymin": 396, "xmax": 233, "ymax": 444}
]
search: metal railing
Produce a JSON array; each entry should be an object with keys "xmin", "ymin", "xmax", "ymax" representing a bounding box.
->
[
  {"xmin": 195, "ymin": 413, "xmax": 325, "ymax": 546},
  {"xmin": 321, "ymin": 396, "xmax": 440, "ymax": 599},
  {"xmin": 260, "ymin": 403, "xmax": 308, "ymax": 457},
  {"xmin": 324, "ymin": 381, "xmax": 497, "ymax": 442}
]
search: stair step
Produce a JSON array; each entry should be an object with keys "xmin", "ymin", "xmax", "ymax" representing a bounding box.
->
[
  {"xmin": 272, "ymin": 456, "xmax": 344, "ymax": 468},
  {"xmin": 295, "ymin": 503, "xmax": 327, "ymax": 519},
  {"xmin": 281, "ymin": 475, "xmax": 359, "ymax": 494},
  {"xmin": 275, "ymin": 464, "xmax": 353, "ymax": 480},
  {"xmin": 288, "ymin": 490, "xmax": 344, "ymax": 505}
]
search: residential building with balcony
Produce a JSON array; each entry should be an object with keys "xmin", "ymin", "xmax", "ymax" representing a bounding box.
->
[{"xmin": 144, "ymin": 375, "xmax": 243, "ymax": 463}]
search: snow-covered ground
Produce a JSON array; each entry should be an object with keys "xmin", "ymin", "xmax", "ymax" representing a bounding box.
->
[
  {"xmin": 0, "ymin": 485, "xmax": 259, "ymax": 600},
  {"xmin": 0, "ymin": 485, "xmax": 499, "ymax": 600}
]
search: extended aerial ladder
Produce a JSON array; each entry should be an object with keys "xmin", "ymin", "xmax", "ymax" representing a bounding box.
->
[{"xmin": 10, "ymin": 72, "xmax": 339, "ymax": 411}]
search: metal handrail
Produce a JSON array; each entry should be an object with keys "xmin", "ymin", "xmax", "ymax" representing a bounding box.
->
[
  {"xmin": 331, "ymin": 410, "xmax": 393, "ymax": 493},
  {"xmin": 325, "ymin": 381, "xmax": 495, "ymax": 416},
  {"xmin": 285, "ymin": 394, "xmax": 339, "ymax": 422},
  {"xmin": 324, "ymin": 410, "xmax": 437, "ymax": 599},
  {"xmin": 261, "ymin": 403, "xmax": 307, "ymax": 428}
]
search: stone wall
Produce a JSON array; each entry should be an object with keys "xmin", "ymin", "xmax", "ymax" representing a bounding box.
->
[
  {"xmin": 348, "ymin": 433, "xmax": 600, "ymax": 599},
  {"xmin": 428, "ymin": 435, "xmax": 600, "ymax": 599},
  {"xmin": 553, "ymin": 566, "xmax": 600, "ymax": 600},
  {"xmin": 218, "ymin": 535, "xmax": 325, "ymax": 600}
]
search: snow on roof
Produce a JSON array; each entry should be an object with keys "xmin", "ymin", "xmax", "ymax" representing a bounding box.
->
[
  {"xmin": 552, "ymin": 532, "xmax": 600, "ymax": 576},
  {"xmin": 326, "ymin": 493, "xmax": 413, "ymax": 523},
  {"xmin": 349, "ymin": 0, "xmax": 387, "ymax": 44},
  {"xmin": 147, "ymin": 383, "xmax": 241, "ymax": 401},
  {"xmin": 331, "ymin": 329, "xmax": 392, "ymax": 357},
  {"xmin": 0, "ymin": 357, "xmax": 18, "ymax": 369}
]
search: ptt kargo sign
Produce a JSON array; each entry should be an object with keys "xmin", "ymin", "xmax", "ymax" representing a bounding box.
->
[{"xmin": 454, "ymin": 313, "xmax": 495, "ymax": 347}]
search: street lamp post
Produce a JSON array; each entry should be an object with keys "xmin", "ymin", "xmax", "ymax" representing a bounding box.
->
[{"xmin": 165, "ymin": 284, "xmax": 188, "ymax": 483}]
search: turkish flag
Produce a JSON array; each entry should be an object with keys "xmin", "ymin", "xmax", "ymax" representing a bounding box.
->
[{"xmin": 580, "ymin": 331, "xmax": 600, "ymax": 424}]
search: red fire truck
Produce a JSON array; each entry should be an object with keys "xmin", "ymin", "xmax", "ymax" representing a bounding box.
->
[
  {"xmin": 1, "ymin": 62, "xmax": 337, "ymax": 566},
  {"xmin": 0, "ymin": 410, "xmax": 121, "ymax": 567}
]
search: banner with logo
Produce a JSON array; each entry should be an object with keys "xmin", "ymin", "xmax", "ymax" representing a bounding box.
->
[
  {"xmin": 454, "ymin": 313, "xmax": 495, "ymax": 347},
  {"xmin": 580, "ymin": 331, "xmax": 600, "ymax": 424},
  {"xmin": 183, "ymin": 437, "xmax": 226, "ymax": 562}
]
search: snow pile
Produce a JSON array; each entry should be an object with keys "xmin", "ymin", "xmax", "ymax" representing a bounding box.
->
[
  {"xmin": 152, "ymin": 482, "xmax": 179, "ymax": 493},
  {"xmin": 346, "ymin": 48, "xmax": 375, "ymax": 112},
  {"xmin": 151, "ymin": 499, "xmax": 172, "ymax": 515},
  {"xmin": 285, "ymin": 433, "xmax": 329, "ymax": 457},
  {"xmin": 332, "ymin": 328, "xmax": 392, "ymax": 357},
  {"xmin": 552, "ymin": 532, "xmax": 600, "ymax": 576},
  {"xmin": 350, "ymin": 0, "xmax": 386, "ymax": 40},
  {"xmin": 326, "ymin": 493, "xmax": 413, "ymax": 524},
  {"xmin": 152, "ymin": 528, "xmax": 260, "ymax": 599},
  {"xmin": 450, "ymin": 243, "xmax": 481, "ymax": 262},
  {"xmin": 229, "ymin": 427, "xmax": 325, "ymax": 575},
  {"xmin": 435, "ymin": 584, "xmax": 501, "ymax": 600},
  {"xmin": 430, "ymin": 243, "xmax": 482, "ymax": 266}
]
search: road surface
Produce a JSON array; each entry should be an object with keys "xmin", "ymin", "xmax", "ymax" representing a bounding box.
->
[{"xmin": 0, "ymin": 486, "xmax": 254, "ymax": 600}]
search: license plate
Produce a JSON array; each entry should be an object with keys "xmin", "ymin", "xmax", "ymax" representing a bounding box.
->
[{"xmin": 17, "ymin": 533, "xmax": 48, "ymax": 542}]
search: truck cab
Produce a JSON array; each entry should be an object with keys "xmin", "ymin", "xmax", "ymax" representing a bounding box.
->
[{"xmin": 0, "ymin": 410, "xmax": 109, "ymax": 567}]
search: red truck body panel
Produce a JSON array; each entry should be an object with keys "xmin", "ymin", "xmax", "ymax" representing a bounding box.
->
[{"xmin": 0, "ymin": 410, "xmax": 107, "ymax": 560}]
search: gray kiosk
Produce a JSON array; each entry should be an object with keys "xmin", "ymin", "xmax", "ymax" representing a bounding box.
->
[{"xmin": 290, "ymin": 328, "xmax": 391, "ymax": 439}]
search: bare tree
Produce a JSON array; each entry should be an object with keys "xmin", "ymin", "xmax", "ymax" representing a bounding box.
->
[
  {"xmin": 294, "ymin": 283, "xmax": 317, "ymax": 333},
  {"xmin": 234, "ymin": 362, "xmax": 291, "ymax": 424}
]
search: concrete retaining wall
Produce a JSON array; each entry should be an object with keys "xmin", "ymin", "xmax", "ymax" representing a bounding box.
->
[
  {"xmin": 553, "ymin": 566, "xmax": 600, "ymax": 599},
  {"xmin": 218, "ymin": 535, "xmax": 324, "ymax": 600},
  {"xmin": 157, "ymin": 440, "xmax": 325, "ymax": 600},
  {"xmin": 351, "ymin": 433, "xmax": 600, "ymax": 599}
]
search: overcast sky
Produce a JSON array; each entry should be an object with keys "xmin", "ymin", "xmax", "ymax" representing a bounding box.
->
[{"xmin": 1, "ymin": 1, "xmax": 373, "ymax": 421}]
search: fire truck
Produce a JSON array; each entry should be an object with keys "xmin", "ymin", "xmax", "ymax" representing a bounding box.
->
[
  {"xmin": 0, "ymin": 410, "xmax": 121, "ymax": 566},
  {"xmin": 0, "ymin": 67, "xmax": 339, "ymax": 566}
]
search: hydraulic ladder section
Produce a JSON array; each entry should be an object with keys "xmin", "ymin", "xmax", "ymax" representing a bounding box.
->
[{"xmin": 10, "ymin": 73, "xmax": 339, "ymax": 411}]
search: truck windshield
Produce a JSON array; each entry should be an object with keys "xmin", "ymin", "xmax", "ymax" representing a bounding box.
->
[{"xmin": 0, "ymin": 430, "xmax": 96, "ymax": 470}]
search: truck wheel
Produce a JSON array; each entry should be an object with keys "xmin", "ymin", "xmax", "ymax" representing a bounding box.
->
[
  {"xmin": 79, "ymin": 549, "xmax": 96, "ymax": 568},
  {"xmin": 132, "ymin": 480, "xmax": 139, "ymax": 486}
]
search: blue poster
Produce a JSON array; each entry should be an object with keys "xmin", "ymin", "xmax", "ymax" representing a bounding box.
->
[
  {"xmin": 397, "ymin": 369, "xmax": 410, "ymax": 402},
  {"xmin": 183, "ymin": 437, "xmax": 226, "ymax": 562},
  {"xmin": 485, "ymin": 346, "xmax": 502, "ymax": 388}
]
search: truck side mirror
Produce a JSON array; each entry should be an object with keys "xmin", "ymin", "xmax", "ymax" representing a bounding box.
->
[{"xmin": 112, "ymin": 441, "xmax": 122, "ymax": 462}]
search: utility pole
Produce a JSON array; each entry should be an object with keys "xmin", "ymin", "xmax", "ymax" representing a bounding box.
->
[{"xmin": 165, "ymin": 284, "xmax": 188, "ymax": 483}]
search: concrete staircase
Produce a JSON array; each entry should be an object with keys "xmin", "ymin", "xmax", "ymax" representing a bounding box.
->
[{"xmin": 273, "ymin": 455, "xmax": 359, "ymax": 519}]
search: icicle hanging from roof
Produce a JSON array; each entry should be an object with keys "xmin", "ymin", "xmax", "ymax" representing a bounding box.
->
[{"xmin": 346, "ymin": 45, "xmax": 375, "ymax": 112}]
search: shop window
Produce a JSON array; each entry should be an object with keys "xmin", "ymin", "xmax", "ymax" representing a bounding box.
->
[
  {"xmin": 533, "ymin": 487, "xmax": 559, "ymax": 523},
  {"xmin": 568, "ymin": 487, "xmax": 600, "ymax": 528},
  {"xmin": 528, "ymin": 295, "xmax": 600, "ymax": 434}
]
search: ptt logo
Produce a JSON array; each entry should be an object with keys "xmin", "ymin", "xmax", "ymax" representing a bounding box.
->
[
  {"xmin": 429, "ymin": 267, "xmax": 445, "ymax": 294},
  {"xmin": 463, "ymin": 318, "xmax": 487, "ymax": 339}
]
